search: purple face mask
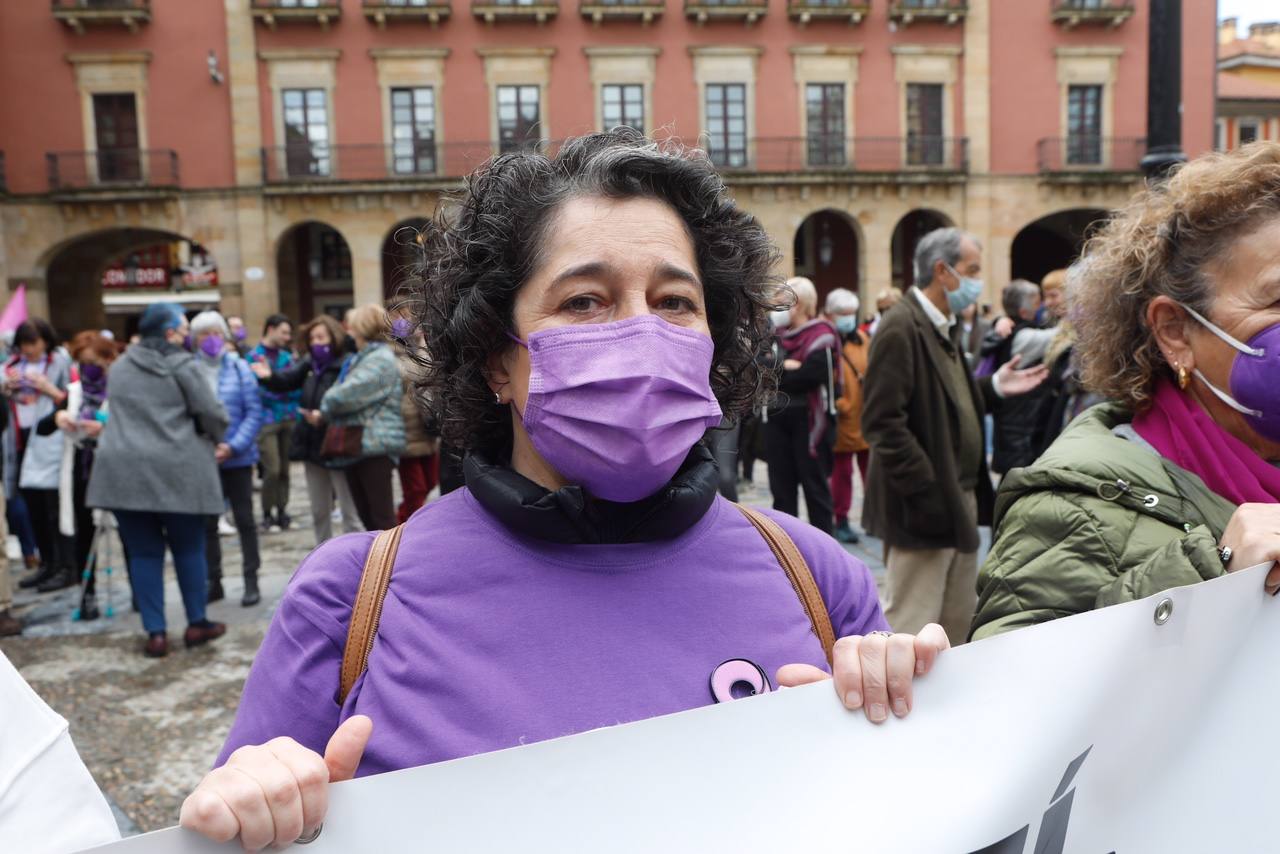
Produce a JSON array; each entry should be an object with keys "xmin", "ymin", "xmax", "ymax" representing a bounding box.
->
[
  {"xmin": 311, "ymin": 343, "xmax": 334, "ymax": 370},
  {"xmin": 391, "ymin": 318, "xmax": 413, "ymax": 341},
  {"xmin": 199, "ymin": 334, "xmax": 225, "ymax": 359},
  {"xmin": 1183, "ymin": 305, "xmax": 1280, "ymax": 442},
  {"xmin": 509, "ymin": 314, "xmax": 723, "ymax": 503}
]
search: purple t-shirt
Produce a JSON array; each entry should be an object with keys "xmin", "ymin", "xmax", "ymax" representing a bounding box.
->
[{"xmin": 217, "ymin": 491, "xmax": 888, "ymax": 775}]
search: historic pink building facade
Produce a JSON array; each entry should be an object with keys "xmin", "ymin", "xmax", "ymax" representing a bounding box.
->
[{"xmin": 0, "ymin": 0, "xmax": 1216, "ymax": 335}]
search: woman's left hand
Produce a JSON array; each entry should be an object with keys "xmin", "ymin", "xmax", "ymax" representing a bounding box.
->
[{"xmin": 776, "ymin": 624, "xmax": 950, "ymax": 724}]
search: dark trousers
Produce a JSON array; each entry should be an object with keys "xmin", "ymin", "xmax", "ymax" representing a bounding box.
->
[
  {"xmin": 21, "ymin": 486, "xmax": 66, "ymax": 571},
  {"xmin": 739, "ymin": 415, "xmax": 763, "ymax": 482},
  {"xmin": 7, "ymin": 489, "xmax": 38, "ymax": 560},
  {"xmin": 397, "ymin": 455, "xmax": 439, "ymax": 524},
  {"xmin": 74, "ymin": 452, "xmax": 95, "ymax": 589},
  {"xmin": 765, "ymin": 407, "xmax": 835, "ymax": 536},
  {"xmin": 114, "ymin": 510, "xmax": 207, "ymax": 634},
  {"xmin": 205, "ymin": 466, "xmax": 260, "ymax": 586},
  {"xmin": 705, "ymin": 422, "xmax": 740, "ymax": 502},
  {"xmin": 347, "ymin": 455, "xmax": 397, "ymax": 531}
]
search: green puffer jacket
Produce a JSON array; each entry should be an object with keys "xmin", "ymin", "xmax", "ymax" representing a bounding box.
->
[{"xmin": 970, "ymin": 402, "xmax": 1236, "ymax": 641}]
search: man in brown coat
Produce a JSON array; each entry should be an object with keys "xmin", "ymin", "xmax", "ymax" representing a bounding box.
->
[{"xmin": 861, "ymin": 228, "xmax": 1046, "ymax": 641}]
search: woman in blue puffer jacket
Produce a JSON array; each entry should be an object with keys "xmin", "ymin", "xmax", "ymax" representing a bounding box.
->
[{"xmin": 191, "ymin": 311, "xmax": 264, "ymax": 607}]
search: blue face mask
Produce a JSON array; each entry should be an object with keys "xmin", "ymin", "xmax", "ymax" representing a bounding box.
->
[
  {"xmin": 834, "ymin": 315, "xmax": 859, "ymax": 335},
  {"xmin": 945, "ymin": 265, "xmax": 984, "ymax": 315}
]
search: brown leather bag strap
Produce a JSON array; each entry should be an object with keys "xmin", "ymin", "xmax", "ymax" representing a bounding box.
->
[
  {"xmin": 735, "ymin": 504, "xmax": 837, "ymax": 666},
  {"xmin": 339, "ymin": 524, "xmax": 406, "ymax": 704}
]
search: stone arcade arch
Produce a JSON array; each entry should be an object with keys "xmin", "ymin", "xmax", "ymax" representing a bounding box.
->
[
  {"xmin": 792, "ymin": 209, "xmax": 860, "ymax": 310},
  {"xmin": 275, "ymin": 221, "xmax": 355, "ymax": 324}
]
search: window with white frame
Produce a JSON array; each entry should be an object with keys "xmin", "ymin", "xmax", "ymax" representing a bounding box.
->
[
  {"xmin": 390, "ymin": 86, "xmax": 436, "ymax": 175},
  {"xmin": 905, "ymin": 82, "xmax": 944, "ymax": 166},
  {"xmin": 282, "ymin": 88, "xmax": 330, "ymax": 177},
  {"xmin": 706, "ymin": 83, "xmax": 747, "ymax": 168},
  {"xmin": 1066, "ymin": 83, "xmax": 1103, "ymax": 164},
  {"xmin": 805, "ymin": 83, "xmax": 845, "ymax": 167},
  {"xmin": 1239, "ymin": 120, "xmax": 1261, "ymax": 146},
  {"xmin": 602, "ymin": 84, "xmax": 644, "ymax": 134},
  {"xmin": 498, "ymin": 85, "xmax": 541, "ymax": 153}
]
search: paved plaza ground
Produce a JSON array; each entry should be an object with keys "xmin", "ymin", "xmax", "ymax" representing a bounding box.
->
[{"xmin": 0, "ymin": 461, "xmax": 896, "ymax": 837}]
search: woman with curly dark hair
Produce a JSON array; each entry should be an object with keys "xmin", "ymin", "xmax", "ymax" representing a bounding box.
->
[
  {"xmin": 973, "ymin": 142, "xmax": 1280, "ymax": 641},
  {"xmin": 181, "ymin": 132, "xmax": 949, "ymax": 851}
]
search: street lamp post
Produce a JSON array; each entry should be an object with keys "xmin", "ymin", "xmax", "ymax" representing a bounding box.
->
[{"xmin": 1141, "ymin": 0, "xmax": 1187, "ymax": 180}]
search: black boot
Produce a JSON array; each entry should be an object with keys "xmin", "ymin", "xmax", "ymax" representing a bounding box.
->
[
  {"xmin": 207, "ymin": 577, "xmax": 225, "ymax": 604},
  {"xmin": 37, "ymin": 566, "xmax": 78, "ymax": 593},
  {"xmin": 241, "ymin": 575, "xmax": 260, "ymax": 607},
  {"xmin": 19, "ymin": 564, "xmax": 58, "ymax": 589}
]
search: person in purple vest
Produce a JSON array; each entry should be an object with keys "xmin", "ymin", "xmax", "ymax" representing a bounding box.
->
[{"xmin": 180, "ymin": 131, "xmax": 952, "ymax": 851}]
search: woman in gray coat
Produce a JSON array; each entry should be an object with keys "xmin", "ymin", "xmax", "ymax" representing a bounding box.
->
[{"xmin": 86, "ymin": 304, "xmax": 229, "ymax": 658}]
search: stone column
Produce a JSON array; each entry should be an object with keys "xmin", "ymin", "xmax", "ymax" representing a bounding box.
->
[
  {"xmin": 962, "ymin": 0, "xmax": 997, "ymax": 300},
  {"xmin": 224, "ymin": 0, "xmax": 276, "ymax": 333}
]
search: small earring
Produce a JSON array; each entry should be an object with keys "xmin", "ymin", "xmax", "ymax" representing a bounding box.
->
[
  {"xmin": 1175, "ymin": 363, "xmax": 1190, "ymax": 390},
  {"xmin": 494, "ymin": 391, "xmax": 504, "ymax": 405}
]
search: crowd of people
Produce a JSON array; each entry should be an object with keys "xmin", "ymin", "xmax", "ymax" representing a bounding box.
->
[
  {"xmin": 0, "ymin": 302, "xmax": 439, "ymax": 648},
  {"xmin": 1, "ymin": 130, "xmax": 1278, "ymax": 852}
]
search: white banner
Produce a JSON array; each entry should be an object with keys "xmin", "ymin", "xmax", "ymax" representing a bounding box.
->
[{"xmin": 92, "ymin": 563, "xmax": 1280, "ymax": 853}]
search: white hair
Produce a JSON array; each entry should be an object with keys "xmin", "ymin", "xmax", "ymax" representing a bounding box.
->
[
  {"xmin": 785, "ymin": 276, "xmax": 818, "ymax": 315},
  {"xmin": 190, "ymin": 310, "xmax": 230, "ymax": 339},
  {"xmin": 824, "ymin": 287, "xmax": 860, "ymax": 316}
]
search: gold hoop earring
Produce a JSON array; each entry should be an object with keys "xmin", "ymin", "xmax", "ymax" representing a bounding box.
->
[{"xmin": 1176, "ymin": 363, "xmax": 1190, "ymax": 390}]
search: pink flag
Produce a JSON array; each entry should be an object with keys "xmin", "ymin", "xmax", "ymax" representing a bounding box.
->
[{"xmin": 0, "ymin": 283, "xmax": 28, "ymax": 332}]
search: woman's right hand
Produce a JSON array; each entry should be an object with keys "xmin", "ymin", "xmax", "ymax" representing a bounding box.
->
[
  {"xmin": 1220, "ymin": 504, "xmax": 1280, "ymax": 594},
  {"xmin": 250, "ymin": 361, "xmax": 272, "ymax": 380},
  {"xmin": 179, "ymin": 715, "xmax": 372, "ymax": 851}
]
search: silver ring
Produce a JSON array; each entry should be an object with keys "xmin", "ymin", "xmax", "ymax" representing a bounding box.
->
[
  {"xmin": 296, "ymin": 824, "xmax": 324, "ymax": 845},
  {"xmin": 867, "ymin": 630, "xmax": 893, "ymax": 639}
]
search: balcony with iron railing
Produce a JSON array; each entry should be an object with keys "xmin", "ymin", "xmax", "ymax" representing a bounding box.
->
[
  {"xmin": 46, "ymin": 149, "xmax": 180, "ymax": 194},
  {"xmin": 1037, "ymin": 136, "xmax": 1145, "ymax": 176},
  {"xmin": 888, "ymin": 0, "xmax": 966, "ymax": 26},
  {"xmin": 472, "ymin": 0, "xmax": 559, "ymax": 22},
  {"xmin": 686, "ymin": 0, "xmax": 768, "ymax": 24},
  {"xmin": 259, "ymin": 138, "xmax": 969, "ymax": 188},
  {"xmin": 712, "ymin": 136, "xmax": 970, "ymax": 175},
  {"xmin": 52, "ymin": 0, "xmax": 151, "ymax": 33},
  {"xmin": 363, "ymin": 0, "xmax": 452, "ymax": 25},
  {"xmin": 251, "ymin": 0, "xmax": 342, "ymax": 28},
  {"xmin": 788, "ymin": 0, "xmax": 870, "ymax": 25},
  {"xmin": 260, "ymin": 142, "xmax": 518, "ymax": 185},
  {"xmin": 580, "ymin": 0, "xmax": 664, "ymax": 24},
  {"xmin": 1050, "ymin": 0, "xmax": 1133, "ymax": 28}
]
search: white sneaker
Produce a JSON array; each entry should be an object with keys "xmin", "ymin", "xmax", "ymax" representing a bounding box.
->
[{"xmin": 218, "ymin": 516, "xmax": 236, "ymax": 537}]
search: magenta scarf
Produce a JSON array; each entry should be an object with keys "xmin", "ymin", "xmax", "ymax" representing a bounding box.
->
[
  {"xmin": 778, "ymin": 319, "xmax": 839, "ymax": 458},
  {"xmin": 1132, "ymin": 377, "xmax": 1280, "ymax": 506}
]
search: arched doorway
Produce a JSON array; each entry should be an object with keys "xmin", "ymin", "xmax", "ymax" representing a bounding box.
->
[
  {"xmin": 381, "ymin": 218, "xmax": 429, "ymax": 307},
  {"xmin": 277, "ymin": 222, "xmax": 354, "ymax": 323},
  {"xmin": 890, "ymin": 209, "xmax": 953, "ymax": 290},
  {"xmin": 793, "ymin": 210, "xmax": 859, "ymax": 309},
  {"xmin": 43, "ymin": 228, "xmax": 220, "ymax": 339},
  {"xmin": 1010, "ymin": 208, "xmax": 1109, "ymax": 286}
]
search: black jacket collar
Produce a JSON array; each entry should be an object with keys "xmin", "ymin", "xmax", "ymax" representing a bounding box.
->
[{"xmin": 463, "ymin": 442, "xmax": 721, "ymax": 545}]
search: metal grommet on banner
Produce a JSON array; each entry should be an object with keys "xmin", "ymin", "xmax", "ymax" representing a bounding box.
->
[
  {"xmin": 1143, "ymin": 494, "xmax": 1160, "ymax": 508},
  {"xmin": 1154, "ymin": 597, "xmax": 1174, "ymax": 626},
  {"xmin": 295, "ymin": 824, "xmax": 324, "ymax": 845}
]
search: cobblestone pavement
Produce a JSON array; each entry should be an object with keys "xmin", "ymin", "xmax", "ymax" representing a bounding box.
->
[{"xmin": 0, "ymin": 461, "xmax": 891, "ymax": 837}]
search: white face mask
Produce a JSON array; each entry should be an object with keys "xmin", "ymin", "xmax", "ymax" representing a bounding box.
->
[{"xmin": 770, "ymin": 310, "xmax": 792, "ymax": 330}]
